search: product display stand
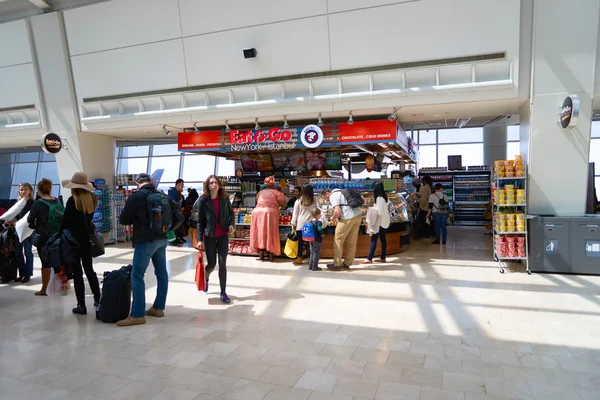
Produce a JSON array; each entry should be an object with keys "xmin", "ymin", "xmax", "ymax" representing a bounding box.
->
[
  {"xmin": 453, "ymin": 169, "xmax": 491, "ymax": 226},
  {"xmin": 492, "ymin": 163, "xmax": 529, "ymax": 274}
]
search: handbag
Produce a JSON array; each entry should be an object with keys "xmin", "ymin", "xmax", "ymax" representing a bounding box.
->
[
  {"xmin": 84, "ymin": 218, "xmax": 105, "ymax": 258},
  {"xmin": 195, "ymin": 251, "xmax": 205, "ymax": 291},
  {"xmin": 283, "ymin": 230, "xmax": 299, "ymax": 259}
]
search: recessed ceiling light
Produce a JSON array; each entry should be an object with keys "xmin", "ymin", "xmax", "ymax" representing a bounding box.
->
[{"xmin": 433, "ymin": 114, "xmax": 441, "ymax": 117}]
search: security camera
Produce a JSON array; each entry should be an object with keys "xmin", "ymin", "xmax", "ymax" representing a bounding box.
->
[{"xmin": 507, "ymin": 115, "xmax": 512, "ymax": 119}]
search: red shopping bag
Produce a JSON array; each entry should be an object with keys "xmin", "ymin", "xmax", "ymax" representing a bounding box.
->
[{"xmin": 195, "ymin": 251, "xmax": 205, "ymax": 291}]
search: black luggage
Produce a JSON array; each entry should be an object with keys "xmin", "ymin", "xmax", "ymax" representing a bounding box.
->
[
  {"xmin": 0, "ymin": 228, "xmax": 22, "ymax": 284},
  {"xmin": 96, "ymin": 265, "xmax": 132, "ymax": 323}
]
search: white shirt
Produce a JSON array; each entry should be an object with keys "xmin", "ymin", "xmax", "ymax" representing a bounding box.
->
[
  {"xmin": 429, "ymin": 192, "xmax": 449, "ymax": 213},
  {"xmin": 376, "ymin": 197, "xmax": 391, "ymax": 229},
  {"xmin": 330, "ymin": 189, "xmax": 362, "ymax": 220},
  {"xmin": 292, "ymin": 200, "xmax": 317, "ymax": 230}
]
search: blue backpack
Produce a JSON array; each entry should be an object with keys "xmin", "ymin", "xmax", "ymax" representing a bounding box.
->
[{"xmin": 302, "ymin": 222, "xmax": 316, "ymax": 242}]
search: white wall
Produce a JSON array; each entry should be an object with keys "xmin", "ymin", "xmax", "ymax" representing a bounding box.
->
[
  {"xmin": 63, "ymin": 0, "xmax": 523, "ymax": 100},
  {"xmin": 0, "ymin": 20, "xmax": 40, "ymax": 109}
]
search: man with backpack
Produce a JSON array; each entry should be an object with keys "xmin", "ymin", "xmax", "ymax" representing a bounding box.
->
[
  {"xmin": 117, "ymin": 173, "xmax": 184, "ymax": 326},
  {"xmin": 326, "ymin": 188, "xmax": 364, "ymax": 270},
  {"xmin": 427, "ymin": 183, "xmax": 450, "ymax": 245}
]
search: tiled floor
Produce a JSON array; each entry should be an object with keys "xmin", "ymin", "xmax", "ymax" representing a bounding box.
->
[{"xmin": 2, "ymin": 226, "xmax": 600, "ymax": 400}]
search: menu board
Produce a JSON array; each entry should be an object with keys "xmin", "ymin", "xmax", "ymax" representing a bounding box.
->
[
  {"xmin": 272, "ymin": 152, "xmax": 306, "ymax": 171},
  {"xmin": 306, "ymin": 151, "xmax": 342, "ymax": 171},
  {"xmin": 240, "ymin": 154, "xmax": 274, "ymax": 172}
]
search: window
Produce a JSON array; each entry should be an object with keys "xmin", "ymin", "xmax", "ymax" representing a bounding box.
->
[
  {"xmin": 216, "ymin": 158, "xmax": 235, "ymax": 176},
  {"xmin": 507, "ymin": 142, "xmax": 521, "ymax": 161},
  {"xmin": 590, "ymin": 138, "xmax": 600, "ymax": 172},
  {"xmin": 438, "ymin": 128, "xmax": 483, "ymax": 143},
  {"xmin": 438, "ymin": 143, "xmax": 483, "ymax": 168},
  {"xmin": 18, "ymin": 152, "xmax": 40, "ymax": 163},
  {"xmin": 37, "ymin": 162, "xmax": 59, "ymax": 184},
  {"xmin": 149, "ymin": 156, "xmax": 181, "ymax": 182},
  {"xmin": 419, "ymin": 130, "xmax": 436, "ymax": 144},
  {"xmin": 418, "ymin": 145, "xmax": 437, "ymax": 168},
  {"xmin": 152, "ymin": 144, "xmax": 179, "ymax": 156},
  {"xmin": 507, "ymin": 125, "xmax": 520, "ymax": 141},
  {"xmin": 121, "ymin": 146, "xmax": 149, "ymax": 158},
  {"xmin": 118, "ymin": 157, "xmax": 148, "ymax": 175},
  {"xmin": 13, "ymin": 163, "xmax": 38, "ymax": 185},
  {"xmin": 182, "ymin": 155, "xmax": 215, "ymax": 182}
]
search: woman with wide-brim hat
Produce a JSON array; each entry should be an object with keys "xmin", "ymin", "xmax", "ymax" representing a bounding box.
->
[
  {"xmin": 61, "ymin": 172, "xmax": 101, "ymax": 315},
  {"xmin": 249, "ymin": 175, "xmax": 287, "ymax": 261}
]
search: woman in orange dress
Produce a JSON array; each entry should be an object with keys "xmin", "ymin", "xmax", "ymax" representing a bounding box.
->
[{"xmin": 250, "ymin": 176, "xmax": 287, "ymax": 261}]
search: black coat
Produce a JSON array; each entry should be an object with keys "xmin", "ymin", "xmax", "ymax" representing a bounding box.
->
[
  {"xmin": 119, "ymin": 184, "xmax": 182, "ymax": 246},
  {"xmin": 60, "ymin": 197, "xmax": 94, "ymax": 248},
  {"xmin": 197, "ymin": 196, "xmax": 235, "ymax": 243}
]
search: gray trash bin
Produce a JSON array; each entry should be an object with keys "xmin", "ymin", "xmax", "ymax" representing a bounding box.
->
[
  {"xmin": 530, "ymin": 217, "xmax": 572, "ymax": 273},
  {"xmin": 570, "ymin": 216, "xmax": 600, "ymax": 274}
]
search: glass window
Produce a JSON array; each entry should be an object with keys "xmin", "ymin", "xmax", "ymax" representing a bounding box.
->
[
  {"xmin": 419, "ymin": 130, "xmax": 436, "ymax": 144},
  {"xmin": 18, "ymin": 152, "xmax": 40, "ymax": 163},
  {"xmin": 592, "ymin": 121, "xmax": 600, "ymax": 138},
  {"xmin": 0, "ymin": 186, "xmax": 10, "ymax": 199},
  {"xmin": 507, "ymin": 141, "xmax": 521, "ymax": 161},
  {"xmin": 438, "ymin": 128, "xmax": 483, "ymax": 144},
  {"xmin": 13, "ymin": 163, "xmax": 37, "ymax": 185},
  {"xmin": 10, "ymin": 186, "xmax": 19, "ymax": 199},
  {"xmin": 152, "ymin": 144, "xmax": 179, "ymax": 156},
  {"xmin": 438, "ymin": 143, "xmax": 483, "ymax": 168},
  {"xmin": 0, "ymin": 164, "xmax": 13, "ymax": 185},
  {"xmin": 418, "ymin": 145, "xmax": 437, "ymax": 168},
  {"xmin": 121, "ymin": 145, "xmax": 150, "ymax": 158},
  {"xmin": 37, "ymin": 162, "xmax": 59, "ymax": 184},
  {"xmin": 507, "ymin": 125, "xmax": 520, "ymax": 141},
  {"xmin": 41, "ymin": 152, "xmax": 56, "ymax": 162},
  {"xmin": 182, "ymin": 155, "xmax": 215, "ymax": 182},
  {"xmin": 216, "ymin": 158, "xmax": 235, "ymax": 176},
  {"xmin": 0, "ymin": 154, "xmax": 14, "ymax": 164},
  {"xmin": 156, "ymin": 184, "xmax": 174, "ymax": 194},
  {"xmin": 149, "ymin": 156, "xmax": 181, "ymax": 183},
  {"xmin": 118, "ymin": 157, "xmax": 148, "ymax": 175},
  {"xmin": 590, "ymin": 139, "xmax": 600, "ymax": 169},
  {"xmin": 51, "ymin": 185, "xmax": 61, "ymax": 198}
]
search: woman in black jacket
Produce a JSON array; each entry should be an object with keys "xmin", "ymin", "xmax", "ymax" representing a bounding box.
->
[
  {"xmin": 28, "ymin": 178, "xmax": 63, "ymax": 296},
  {"xmin": 61, "ymin": 173, "xmax": 101, "ymax": 315},
  {"xmin": 197, "ymin": 175, "xmax": 235, "ymax": 304}
]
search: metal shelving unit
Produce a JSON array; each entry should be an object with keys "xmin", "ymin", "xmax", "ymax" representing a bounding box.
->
[{"xmin": 492, "ymin": 171, "xmax": 530, "ymax": 274}]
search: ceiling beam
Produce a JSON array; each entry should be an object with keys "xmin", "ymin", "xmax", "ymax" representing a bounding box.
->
[{"xmin": 29, "ymin": 0, "xmax": 52, "ymax": 10}]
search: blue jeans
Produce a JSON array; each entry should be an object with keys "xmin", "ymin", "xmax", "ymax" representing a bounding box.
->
[
  {"xmin": 23, "ymin": 237, "xmax": 34, "ymax": 277},
  {"xmin": 367, "ymin": 227, "xmax": 387, "ymax": 261},
  {"xmin": 432, "ymin": 213, "xmax": 448, "ymax": 242},
  {"xmin": 131, "ymin": 240, "xmax": 168, "ymax": 318}
]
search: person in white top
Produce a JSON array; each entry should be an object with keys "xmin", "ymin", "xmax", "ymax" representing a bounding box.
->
[
  {"xmin": 363, "ymin": 182, "xmax": 391, "ymax": 264},
  {"xmin": 427, "ymin": 183, "xmax": 450, "ymax": 245},
  {"xmin": 291, "ymin": 184, "xmax": 317, "ymax": 265}
]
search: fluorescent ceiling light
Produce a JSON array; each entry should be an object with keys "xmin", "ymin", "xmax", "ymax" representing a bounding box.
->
[{"xmin": 4, "ymin": 122, "xmax": 41, "ymax": 128}]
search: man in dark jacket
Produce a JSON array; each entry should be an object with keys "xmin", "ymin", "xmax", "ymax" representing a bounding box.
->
[
  {"xmin": 117, "ymin": 173, "xmax": 182, "ymax": 327},
  {"xmin": 168, "ymin": 179, "xmax": 186, "ymax": 245}
]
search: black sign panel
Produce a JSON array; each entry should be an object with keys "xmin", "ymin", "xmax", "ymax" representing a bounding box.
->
[
  {"xmin": 560, "ymin": 95, "xmax": 580, "ymax": 130},
  {"xmin": 42, "ymin": 133, "xmax": 62, "ymax": 154}
]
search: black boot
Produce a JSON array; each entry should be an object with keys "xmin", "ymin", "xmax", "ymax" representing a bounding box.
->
[
  {"xmin": 21, "ymin": 276, "xmax": 30, "ymax": 283},
  {"xmin": 93, "ymin": 296, "xmax": 100, "ymax": 307},
  {"xmin": 72, "ymin": 305, "xmax": 87, "ymax": 315}
]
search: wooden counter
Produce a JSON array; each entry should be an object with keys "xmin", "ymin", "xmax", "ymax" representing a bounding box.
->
[{"xmin": 318, "ymin": 229, "xmax": 411, "ymax": 259}]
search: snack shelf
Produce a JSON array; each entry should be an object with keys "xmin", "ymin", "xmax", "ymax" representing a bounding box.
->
[
  {"xmin": 454, "ymin": 201, "xmax": 490, "ymax": 204},
  {"xmin": 492, "ymin": 159, "xmax": 529, "ymax": 275}
]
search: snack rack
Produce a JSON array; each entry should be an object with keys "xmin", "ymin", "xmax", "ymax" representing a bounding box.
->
[{"xmin": 491, "ymin": 160, "xmax": 530, "ymax": 274}]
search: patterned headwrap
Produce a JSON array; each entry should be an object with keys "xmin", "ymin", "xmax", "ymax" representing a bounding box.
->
[{"xmin": 264, "ymin": 175, "xmax": 275, "ymax": 186}]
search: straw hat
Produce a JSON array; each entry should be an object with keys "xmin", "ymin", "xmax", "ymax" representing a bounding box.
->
[{"xmin": 61, "ymin": 172, "xmax": 95, "ymax": 192}]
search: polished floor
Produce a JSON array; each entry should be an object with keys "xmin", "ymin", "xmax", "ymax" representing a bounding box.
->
[{"xmin": 1, "ymin": 227, "xmax": 600, "ymax": 400}]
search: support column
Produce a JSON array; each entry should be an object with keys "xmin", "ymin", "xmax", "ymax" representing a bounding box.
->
[
  {"xmin": 526, "ymin": 0, "xmax": 600, "ymax": 215},
  {"xmin": 28, "ymin": 12, "xmax": 115, "ymax": 195},
  {"xmin": 483, "ymin": 125, "xmax": 507, "ymax": 166}
]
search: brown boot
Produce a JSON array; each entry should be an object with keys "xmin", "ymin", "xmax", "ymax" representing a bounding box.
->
[
  {"xmin": 293, "ymin": 257, "xmax": 303, "ymax": 265},
  {"xmin": 35, "ymin": 268, "xmax": 50, "ymax": 296}
]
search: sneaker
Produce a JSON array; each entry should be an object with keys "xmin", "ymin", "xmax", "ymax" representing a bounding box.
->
[
  {"xmin": 342, "ymin": 263, "xmax": 350, "ymax": 269},
  {"xmin": 72, "ymin": 305, "xmax": 87, "ymax": 315},
  {"xmin": 361, "ymin": 260, "xmax": 373, "ymax": 264},
  {"xmin": 312, "ymin": 266, "xmax": 322, "ymax": 271},
  {"xmin": 170, "ymin": 242, "xmax": 182, "ymax": 247},
  {"xmin": 431, "ymin": 240, "xmax": 441, "ymax": 245},
  {"xmin": 442, "ymin": 241, "xmax": 447, "ymax": 245},
  {"xmin": 21, "ymin": 276, "xmax": 30, "ymax": 283},
  {"xmin": 377, "ymin": 259, "xmax": 387, "ymax": 263},
  {"xmin": 116, "ymin": 316, "xmax": 146, "ymax": 327},
  {"xmin": 204, "ymin": 280, "xmax": 209, "ymax": 293},
  {"xmin": 220, "ymin": 293, "xmax": 231, "ymax": 304},
  {"xmin": 146, "ymin": 308, "xmax": 165, "ymax": 317},
  {"xmin": 326, "ymin": 263, "xmax": 342, "ymax": 270}
]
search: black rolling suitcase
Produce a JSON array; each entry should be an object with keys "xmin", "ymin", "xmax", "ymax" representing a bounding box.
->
[
  {"xmin": 0, "ymin": 228, "xmax": 22, "ymax": 284},
  {"xmin": 96, "ymin": 265, "xmax": 132, "ymax": 323}
]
